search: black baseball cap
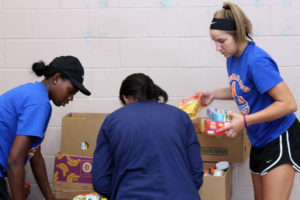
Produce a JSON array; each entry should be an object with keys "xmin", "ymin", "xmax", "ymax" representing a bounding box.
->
[{"xmin": 50, "ymin": 56, "xmax": 91, "ymax": 96}]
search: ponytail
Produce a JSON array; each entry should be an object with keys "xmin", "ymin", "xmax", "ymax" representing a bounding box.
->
[
  {"xmin": 32, "ymin": 59, "xmax": 68, "ymax": 79},
  {"xmin": 213, "ymin": 2, "xmax": 253, "ymax": 46},
  {"xmin": 32, "ymin": 61, "xmax": 47, "ymax": 77}
]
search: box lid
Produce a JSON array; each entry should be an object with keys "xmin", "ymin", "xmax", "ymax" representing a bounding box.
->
[{"xmin": 61, "ymin": 113, "xmax": 109, "ymax": 157}]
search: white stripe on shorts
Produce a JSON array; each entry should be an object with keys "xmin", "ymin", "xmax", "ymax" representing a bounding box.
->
[
  {"xmin": 286, "ymin": 131, "xmax": 300, "ymax": 172},
  {"xmin": 260, "ymin": 135, "xmax": 283, "ymax": 176}
]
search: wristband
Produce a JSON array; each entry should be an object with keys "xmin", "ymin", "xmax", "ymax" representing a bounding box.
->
[{"xmin": 242, "ymin": 115, "xmax": 248, "ymax": 128}]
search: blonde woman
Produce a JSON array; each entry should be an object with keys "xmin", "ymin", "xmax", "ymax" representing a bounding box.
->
[{"xmin": 202, "ymin": 2, "xmax": 300, "ymax": 200}]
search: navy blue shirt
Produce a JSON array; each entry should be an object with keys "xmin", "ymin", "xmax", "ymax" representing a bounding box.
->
[{"xmin": 92, "ymin": 101, "xmax": 203, "ymax": 200}]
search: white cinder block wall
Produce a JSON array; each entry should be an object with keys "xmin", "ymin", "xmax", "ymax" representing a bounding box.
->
[{"xmin": 0, "ymin": 0, "xmax": 300, "ymax": 199}]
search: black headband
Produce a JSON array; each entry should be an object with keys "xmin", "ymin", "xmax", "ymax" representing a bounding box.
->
[
  {"xmin": 210, "ymin": 18, "xmax": 237, "ymax": 31},
  {"xmin": 223, "ymin": 6, "xmax": 230, "ymax": 10}
]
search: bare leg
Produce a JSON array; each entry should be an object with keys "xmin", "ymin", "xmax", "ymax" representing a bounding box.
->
[
  {"xmin": 251, "ymin": 173, "xmax": 263, "ymax": 200},
  {"xmin": 262, "ymin": 164, "xmax": 295, "ymax": 200}
]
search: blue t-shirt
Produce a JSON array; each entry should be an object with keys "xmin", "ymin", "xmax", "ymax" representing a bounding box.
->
[
  {"xmin": 92, "ymin": 101, "xmax": 203, "ymax": 200},
  {"xmin": 0, "ymin": 82, "xmax": 52, "ymax": 177},
  {"xmin": 227, "ymin": 42, "xmax": 296, "ymax": 147}
]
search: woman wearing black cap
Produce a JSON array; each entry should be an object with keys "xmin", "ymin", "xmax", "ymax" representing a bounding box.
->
[
  {"xmin": 199, "ymin": 2, "xmax": 300, "ymax": 200},
  {"xmin": 0, "ymin": 56, "xmax": 90, "ymax": 200}
]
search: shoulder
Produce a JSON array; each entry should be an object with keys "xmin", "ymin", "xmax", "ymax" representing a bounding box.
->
[
  {"xmin": 8, "ymin": 82, "xmax": 50, "ymax": 107},
  {"xmin": 247, "ymin": 42, "xmax": 274, "ymax": 63}
]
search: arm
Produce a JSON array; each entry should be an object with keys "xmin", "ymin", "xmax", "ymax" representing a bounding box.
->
[
  {"xmin": 246, "ymin": 81, "xmax": 297, "ymax": 126},
  {"xmin": 218, "ymin": 81, "xmax": 297, "ymax": 137},
  {"xmin": 7, "ymin": 135, "xmax": 32, "ymax": 200},
  {"xmin": 200, "ymin": 87, "xmax": 233, "ymax": 106},
  {"xmin": 92, "ymin": 126, "xmax": 113, "ymax": 199},
  {"xmin": 30, "ymin": 146, "xmax": 54, "ymax": 200},
  {"xmin": 186, "ymin": 118, "xmax": 203, "ymax": 189}
]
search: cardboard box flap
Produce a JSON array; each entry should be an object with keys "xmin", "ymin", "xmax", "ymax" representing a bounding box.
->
[
  {"xmin": 53, "ymin": 182, "xmax": 94, "ymax": 200},
  {"xmin": 66, "ymin": 112, "xmax": 107, "ymax": 120},
  {"xmin": 61, "ymin": 113, "xmax": 109, "ymax": 156}
]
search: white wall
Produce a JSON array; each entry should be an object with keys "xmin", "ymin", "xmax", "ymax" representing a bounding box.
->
[{"xmin": 0, "ymin": 0, "xmax": 300, "ymax": 199}]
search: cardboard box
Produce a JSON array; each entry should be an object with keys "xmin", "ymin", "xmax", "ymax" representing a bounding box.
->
[
  {"xmin": 53, "ymin": 153, "xmax": 94, "ymax": 199},
  {"xmin": 61, "ymin": 113, "xmax": 109, "ymax": 157},
  {"xmin": 193, "ymin": 118, "xmax": 251, "ymax": 163},
  {"xmin": 199, "ymin": 162, "xmax": 232, "ymax": 200}
]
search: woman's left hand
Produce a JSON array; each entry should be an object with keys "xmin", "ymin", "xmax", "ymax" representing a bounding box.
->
[{"xmin": 216, "ymin": 112, "xmax": 245, "ymax": 137}]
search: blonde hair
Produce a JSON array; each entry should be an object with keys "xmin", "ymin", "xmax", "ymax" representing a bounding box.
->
[{"xmin": 213, "ymin": 2, "xmax": 252, "ymax": 49}]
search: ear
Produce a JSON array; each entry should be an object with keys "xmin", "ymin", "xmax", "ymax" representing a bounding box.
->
[
  {"xmin": 122, "ymin": 95, "xmax": 129, "ymax": 105},
  {"xmin": 51, "ymin": 73, "xmax": 62, "ymax": 85},
  {"xmin": 122, "ymin": 95, "xmax": 134, "ymax": 105}
]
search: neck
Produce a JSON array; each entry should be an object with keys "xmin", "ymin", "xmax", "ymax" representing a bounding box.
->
[
  {"xmin": 235, "ymin": 41, "xmax": 248, "ymax": 58},
  {"xmin": 42, "ymin": 79, "xmax": 52, "ymax": 100}
]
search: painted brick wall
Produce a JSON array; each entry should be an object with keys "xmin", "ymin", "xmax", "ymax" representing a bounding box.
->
[{"xmin": 0, "ymin": 0, "xmax": 299, "ymax": 199}]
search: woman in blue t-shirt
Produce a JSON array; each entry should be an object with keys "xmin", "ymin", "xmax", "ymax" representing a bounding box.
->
[
  {"xmin": 0, "ymin": 56, "xmax": 91, "ymax": 200},
  {"xmin": 201, "ymin": 2, "xmax": 300, "ymax": 200}
]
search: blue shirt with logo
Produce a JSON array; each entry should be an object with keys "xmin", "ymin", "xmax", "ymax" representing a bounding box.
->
[
  {"xmin": 92, "ymin": 101, "xmax": 203, "ymax": 200},
  {"xmin": 227, "ymin": 42, "xmax": 296, "ymax": 147},
  {"xmin": 0, "ymin": 82, "xmax": 52, "ymax": 177}
]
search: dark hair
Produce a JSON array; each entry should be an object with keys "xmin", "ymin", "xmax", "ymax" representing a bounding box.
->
[
  {"xmin": 32, "ymin": 60, "xmax": 68, "ymax": 79},
  {"xmin": 119, "ymin": 73, "xmax": 168, "ymax": 105}
]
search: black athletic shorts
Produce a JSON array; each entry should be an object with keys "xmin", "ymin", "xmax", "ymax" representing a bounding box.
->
[
  {"xmin": 250, "ymin": 118, "xmax": 300, "ymax": 176},
  {"xmin": 0, "ymin": 177, "xmax": 9, "ymax": 200}
]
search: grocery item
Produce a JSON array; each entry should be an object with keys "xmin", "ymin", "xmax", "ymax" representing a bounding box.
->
[
  {"xmin": 216, "ymin": 161, "xmax": 229, "ymax": 171},
  {"xmin": 206, "ymin": 120, "xmax": 230, "ymax": 135},
  {"xmin": 205, "ymin": 108, "xmax": 232, "ymax": 135},
  {"xmin": 210, "ymin": 166, "xmax": 216, "ymax": 175},
  {"xmin": 213, "ymin": 169, "xmax": 224, "ymax": 176},
  {"xmin": 203, "ymin": 169, "xmax": 211, "ymax": 176},
  {"xmin": 73, "ymin": 192, "xmax": 105, "ymax": 200},
  {"xmin": 206, "ymin": 108, "xmax": 232, "ymax": 122},
  {"xmin": 177, "ymin": 94, "xmax": 203, "ymax": 119}
]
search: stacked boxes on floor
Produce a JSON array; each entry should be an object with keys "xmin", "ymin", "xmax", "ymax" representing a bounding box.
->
[
  {"xmin": 192, "ymin": 117, "xmax": 251, "ymax": 200},
  {"xmin": 53, "ymin": 112, "xmax": 250, "ymax": 200},
  {"xmin": 53, "ymin": 113, "xmax": 109, "ymax": 200}
]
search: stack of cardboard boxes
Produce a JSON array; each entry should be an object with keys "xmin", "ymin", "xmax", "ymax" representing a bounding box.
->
[
  {"xmin": 193, "ymin": 117, "xmax": 251, "ymax": 200},
  {"xmin": 52, "ymin": 113, "xmax": 109, "ymax": 200},
  {"xmin": 52, "ymin": 113, "xmax": 250, "ymax": 200}
]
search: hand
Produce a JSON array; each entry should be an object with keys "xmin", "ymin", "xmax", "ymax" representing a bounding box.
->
[
  {"xmin": 195, "ymin": 90, "xmax": 214, "ymax": 106},
  {"xmin": 216, "ymin": 112, "xmax": 245, "ymax": 137}
]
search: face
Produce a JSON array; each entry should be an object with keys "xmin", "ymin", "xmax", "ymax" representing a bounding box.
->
[
  {"xmin": 209, "ymin": 29, "xmax": 238, "ymax": 58},
  {"xmin": 51, "ymin": 77, "xmax": 78, "ymax": 107}
]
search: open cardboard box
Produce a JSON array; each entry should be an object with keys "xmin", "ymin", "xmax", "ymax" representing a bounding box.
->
[
  {"xmin": 54, "ymin": 113, "xmax": 109, "ymax": 199},
  {"xmin": 60, "ymin": 113, "xmax": 109, "ymax": 157},
  {"xmin": 54, "ymin": 113, "xmax": 235, "ymax": 199},
  {"xmin": 193, "ymin": 117, "xmax": 251, "ymax": 163},
  {"xmin": 199, "ymin": 162, "xmax": 232, "ymax": 200}
]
